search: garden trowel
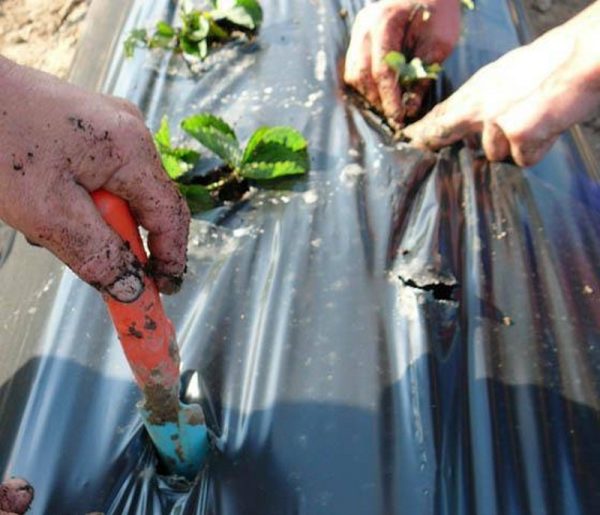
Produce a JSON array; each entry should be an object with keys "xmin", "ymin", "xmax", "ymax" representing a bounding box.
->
[{"xmin": 92, "ymin": 189, "xmax": 208, "ymax": 479}]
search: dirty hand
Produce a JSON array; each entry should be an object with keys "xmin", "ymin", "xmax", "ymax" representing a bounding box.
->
[
  {"xmin": 344, "ymin": 0, "xmax": 460, "ymax": 127},
  {"xmin": 0, "ymin": 478, "xmax": 34, "ymax": 515},
  {"xmin": 404, "ymin": 1, "xmax": 600, "ymax": 166},
  {"xmin": 0, "ymin": 57, "xmax": 190, "ymax": 301}
]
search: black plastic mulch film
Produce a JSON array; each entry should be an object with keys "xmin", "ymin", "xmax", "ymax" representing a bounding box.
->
[{"xmin": 1, "ymin": 1, "xmax": 600, "ymax": 514}]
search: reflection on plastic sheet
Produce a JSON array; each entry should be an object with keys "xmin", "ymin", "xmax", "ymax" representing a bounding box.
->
[{"xmin": 1, "ymin": 1, "xmax": 600, "ymax": 514}]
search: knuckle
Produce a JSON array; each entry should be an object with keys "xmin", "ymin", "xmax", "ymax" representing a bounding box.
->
[
  {"xmin": 515, "ymin": 143, "xmax": 541, "ymax": 167},
  {"xmin": 112, "ymin": 113, "xmax": 154, "ymax": 162},
  {"xmin": 506, "ymin": 128, "xmax": 528, "ymax": 147},
  {"xmin": 513, "ymin": 151, "xmax": 534, "ymax": 167},
  {"xmin": 108, "ymin": 95, "xmax": 144, "ymax": 119},
  {"xmin": 115, "ymin": 111, "xmax": 145, "ymax": 137}
]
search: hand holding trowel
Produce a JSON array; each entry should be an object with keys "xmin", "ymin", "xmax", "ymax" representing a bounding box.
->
[{"xmin": 92, "ymin": 189, "xmax": 208, "ymax": 479}]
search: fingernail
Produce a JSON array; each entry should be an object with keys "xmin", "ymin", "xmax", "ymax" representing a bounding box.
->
[
  {"xmin": 155, "ymin": 274, "xmax": 183, "ymax": 295},
  {"xmin": 147, "ymin": 256, "xmax": 185, "ymax": 295},
  {"xmin": 106, "ymin": 272, "xmax": 144, "ymax": 303}
]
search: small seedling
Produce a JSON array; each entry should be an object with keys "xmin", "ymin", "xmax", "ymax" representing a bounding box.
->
[
  {"xmin": 154, "ymin": 114, "xmax": 310, "ymax": 213},
  {"xmin": 124, "ymin": 0, "xmax": 263, "ymax": 63},
  {"xmin": 384, "ymin": 51, "xmax": 442, "ymax": 88},
  {"xmin": 461, "ymin": 0, "xmax": 475, "ymax": 10}
]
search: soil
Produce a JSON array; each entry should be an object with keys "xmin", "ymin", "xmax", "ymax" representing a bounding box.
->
[
  {"xmin": 0, "ymin": 0, "xmax": 91, "ymax": 79},
  {"xmin": 194, "ymin": 164, "xmax": 250, "ymax": 204}
]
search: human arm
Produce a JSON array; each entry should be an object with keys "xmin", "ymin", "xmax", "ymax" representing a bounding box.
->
[
  {"xmin": 343, "ymin": 0, "xmax": 461, "ymax": 128},
  {"xmin": 0, "ymin": 56, "xmax": 190, "ymax": 301},
  {"xmin": 403, "ymin": 1, "xmax": 600, "ymax": 166}
]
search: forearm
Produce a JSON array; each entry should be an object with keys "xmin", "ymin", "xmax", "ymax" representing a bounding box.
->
[
  {"xmin": 524, "ymin": 1, "xmax": 600, "ymax": 129},
  {"xmin": 564, "ymin": 0, "xmax": 600, "ymax": 92}
]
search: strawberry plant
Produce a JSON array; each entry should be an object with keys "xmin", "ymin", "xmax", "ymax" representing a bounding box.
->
[
  {"xmin": 384, "ymin": 51, "xmax": 442, "ymax": 88},
  {"xmin": 124, "ymin": 0, "xmax": 263, "ymax": 62},
  {"xmin": 154, "ymin": 114, "xmax": 310, "ymax": 213}
]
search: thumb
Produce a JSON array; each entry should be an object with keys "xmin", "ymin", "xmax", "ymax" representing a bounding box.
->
[{"xmin": 31, "ymin": 182, "xmax": 145, "ymax": 302}]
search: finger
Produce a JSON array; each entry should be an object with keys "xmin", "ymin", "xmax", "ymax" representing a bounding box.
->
[
  {"xmin": 496, "ymin": 101, "xmax": 559, "ymax": 167},
  {"xmin": 105, "ymin": 149, "xmax": 190, "ymax": 295},
  {"xmin": 403, "ymin": 100, "xmax": 478, "ymax": 150},
  {"xmin": 0, "ymin": 478, "xmax": 33, "ymax": 514},
  {"xmin": 103, "ymin": 94, "xmax": 145, "ymax": 121},
  {"xmin": 481, "ymin": 121, "xmax": 510, "ymax": 162},
  {"xmin": 344, "ymin": 17, "xmax": 381, "ymax": 107},
  {"xmin": 370, "ymin": 12, "xmax": 407, "ymax": 124},
  {"xmin": 31, "ymin": 182, "xmax": 145, "ymax": 302},
  {"xmin": 405, "ymin": 7, "xmax": 459, "ymax": 66},
  {"xmin": 507, "ymin": 135, "xmax": 557, "ymax": 167}
]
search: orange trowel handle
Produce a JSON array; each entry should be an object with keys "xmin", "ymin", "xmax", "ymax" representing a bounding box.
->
[{"xmin": 91, "ymin": 190, "xmax": 180, "ymax": 391}]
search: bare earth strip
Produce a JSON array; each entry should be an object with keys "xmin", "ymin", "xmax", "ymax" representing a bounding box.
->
[{"xmin": 0, "ymin": 0, "xmax": 91, "ymax": 78}]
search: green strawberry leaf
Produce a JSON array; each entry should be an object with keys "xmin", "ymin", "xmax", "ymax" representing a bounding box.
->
[
  {"xmin": 180, "ymin": 35, "xmax": 200, "ymax": 57},
  {"xmin": 156, "ymin": 21, "xmax": 176, "ymax": 37},
  {"xmin": 178, "ymin": 184, "xmax": 215, "ymax": 213},
  {"xmin": 240, "ymin": 160, "xmax": 308, "ymax": 179},
  {"xmin": 240, "ymin": 127, "xmax": 309, "ymax": 179},
  {"xmin": 159, "ymin": 152, "xmax": 187, "ymax": 180},
  {"xmin": 123, "ymin": 28, "xmax": 148, "ymax": 58},
  {"xmin": 384, "ymin": 51, "xmax": 442, "ymax": 87},
  {"xmin": 154, "ymin": 116, "xmax": 200, "ymax": 180},
  {"xmin": 149, "ymin": 21, "xmax": 176, "ymax": 49},
  {"xmin": 170, "ymin": 147, "xmax": 201, "ymax": 165},
  {"xmin": 181, "ymin": 114, "xmax": 241, "ymax": 166},
  {"xmin": 154, "ymin": 115, "xmax": 172, "ymax": 149},
  {"xmin": 189, "ymin": 18, "xmax": 211, "ymax": 42},
  {"xmin": 181, "ymin": 10, "xmax": 211, "ymax": 41},
  {"xmin": 383, "ymin": 51, "xmax": 406, "ymax": 70},
  {"xmin": 211, "ymin": 0, "xmax": 263, "ymax": 31}
]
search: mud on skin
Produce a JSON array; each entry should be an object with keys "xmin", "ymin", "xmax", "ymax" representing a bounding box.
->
[
  {"xmin": 0, "ymin": 56, "xmax": 191, "ymax": 301},
  {"xmin": 0, "ymin": 478, "xmax": 34, "ymax": 515}
]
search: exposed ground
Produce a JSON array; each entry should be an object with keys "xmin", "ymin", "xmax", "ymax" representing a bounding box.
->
[
  {"xmin": 0, "ymin": 0, "xmax": 598, "ymax": 162},
  {"xmin": 0, "ymin": 0, "xmax": 91, "ymax": 79}
]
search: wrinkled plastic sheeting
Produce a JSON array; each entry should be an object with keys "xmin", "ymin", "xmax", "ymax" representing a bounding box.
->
[{"xmin": 2, "ymin": 0, "xmax": 600, "ymax": 514}]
